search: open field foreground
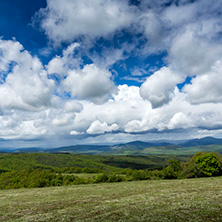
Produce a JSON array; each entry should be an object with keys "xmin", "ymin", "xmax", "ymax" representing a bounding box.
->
[{"xmin": 1, "ymin": 177, "xmax": 222, "ymax": 222}]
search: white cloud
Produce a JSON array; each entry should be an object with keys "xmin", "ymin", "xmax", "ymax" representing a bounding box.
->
[
  {"xmin": 51, "ymin": 113, "xmax": 75, "ymax": 127},
  {"xmin": 167, "ymin": 112, "xmax": 193, "ymax": 130},
  {"xmin": 47, "ymin": 56, "xmax": 66, "ymax": 76},
  {"xmin": 169, "ymin": 26, "xmax": 222, "ymax": 76},
  {"xmin": 163, "ymin": 2, "xmax": 197, "ymax": 27},
  {"xmin": 0, "ymin": 39, "xmax": 23, "ymax": 72},
  {"xmin": 0, "ymin": 39, "xmax": 55, "ymax": 111},
  {"xmin": 71, "ymin": 85, "xmax": 149, "ymax": 134},
  {"xmin": 125, "ymin": 119, "xmax": 148, "ymax": 133},
  {"xmin": 1, "ymin": 82, "xmax": 222, "ymax": 145},
  {"xmin": 183, "ymin": 61, "xmax": 222, "ymax": 104},
  {"xmin": 137, "ymin": 0, "xmax": 222, "ymax": 75},
  {"xmin": 140, "ymin": 67, "xmax": 184, "ymax": 108},
  {"xmin": 64, "ymin": 100, "xmax": 83, "ymax": 113},
  {"xmin": 87, "ymin": 120, "xmax": 119, "ymax": 134},
  {"xmin": 47, "ymin": 42, "xmax": 80, "ymax": 76},
  {"xmin": 70, "ymin": 130, "xmax": 83, "ymax": 136},
  {"xmin": 138, "ymin": 12, "xmax": 167, "ymax": 52},
  {"xmin": 61, "ymin": 64, "xmax": 116, "ymax": 103},
  {"xmin": 36, "ymin": 0, "xmax": 136, "ymax": 44},
  {"xmin": 47, "ymin": 43, "xmax": 118, "ymax": 104}
]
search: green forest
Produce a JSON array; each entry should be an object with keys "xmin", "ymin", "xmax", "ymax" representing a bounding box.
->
[{"xmin": 0, "ymin": 152, "xmax": 222, "ymax": 190}]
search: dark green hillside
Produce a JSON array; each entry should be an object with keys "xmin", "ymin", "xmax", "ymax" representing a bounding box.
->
[
  {"xmin": 0, "ymin": 153, "xmax": 188, "ymax": 172},
  {"xmin": 102, "ymin": 155, "xmax": 187, "ymax": 169},
  {"xmin": 0, "ymin": 153, "xmax": 188, "ymax": 190},
  {"xmin": 0, "ymin": 153, "xmax": 118, "ymax": 172}
]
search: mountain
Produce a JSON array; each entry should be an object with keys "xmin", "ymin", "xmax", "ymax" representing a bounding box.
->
[
  {"xmin": 181, "ymin": 137, "xmax": 222, "ymax": 147},
  {"xmin": 13, "ymin": 148, "xmax": 46, "ymax": 153},
  {"xmin": 1, "ymin": 136, "xmax": 222, "ymax": 155},
  {"xmin": 47, "ymin": 145, "xmax": 112, "ymax": 154},
  {"xmin": 111, "ymin": 140, "xmax": 172, "ymax": 150}
]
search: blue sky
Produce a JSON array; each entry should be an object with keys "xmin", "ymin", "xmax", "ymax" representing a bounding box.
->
[{"xmin": 0, "ymin": 0, "xmax": 222, "ymax": 148}]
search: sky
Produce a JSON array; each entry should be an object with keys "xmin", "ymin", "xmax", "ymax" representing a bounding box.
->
[{"xmin": 1, "ymin": 0, "xmax": 222, "ymax": 149}]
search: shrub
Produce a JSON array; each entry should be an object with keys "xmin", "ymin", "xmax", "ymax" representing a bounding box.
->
[
  {"xmin": 93, "ymin": 174, "xmax": 109, "ymax": 183},
  {"xmin": 131, "ymin": 170, "xmax": 148, "ymax": 180},
  {"xmin": 162, "ymin": 159, "xmax": 183, "ymax": 179},
  {"xmin": 162, "ymin": 166, "xmax": 178, "ymax": 179}
]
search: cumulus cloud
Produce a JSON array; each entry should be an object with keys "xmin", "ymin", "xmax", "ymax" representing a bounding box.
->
[
  {"xmin": 140, "ymin": 67, "xmax": 184, "ymax": 108},
  {"xmin": 169, "ymin": 26, "xmax": 222, "ymax": 76},
  {"xmin": 47, "ymin": 42, "xmax": 80, "ymax": 76},
  {"xmin": 61, "ymin": 64, "xmax": 116, "ymax": 103},
  {"xmin": 163, "ymin": 2, "xmax": 197, "ymax": 27},
  {"xmin": 36, "ymin": 0, "xmax": 136, "ymax": 44},
  {"xmin": 125, "ymin": 119, "xmax": 149, "ymax": 133},
  {"xmin": 47, "ymin": 43, "xmax": 117, "ymax": 104},
  {"xmin": 138, "ymin": 11, "xmax": 167, "ymax": 53},
  {"xmin": 51, "ymin": 113, "xmax": 75, "ymax": 127},
  {"xmin": 167, "ymin": 112, "xmax": 193, "ymax": 130},
  {"xmin": 69, "ymin": 85, "xmax": 149, "ymax": 134},
  {"xmin": 137, "ymin": 0, "xmax": 222, "ymax": 75},
  {"xmin": 70, "ymin": 130, "xmax": 83, "ymax": 136},
  {"xmin": 87, "ymin": 120, "xmax": 119, "ymax": 134},
  {"xmin": 1, "ymin": 80, "xmax": 222, "ymax": 144},
  {"xmin": 0, "ymin": 39, "xmax": 55, "ymax": 111},
  {"xmin": 183, "ymin": 61, "xmax": 222, "ymax": 104},
  {"xmin": 64, "ymin": 100, "xmax": 83, "ymax": 113},
  {"xmin": 137, "ymin": 0, "xmax": 222, "ymax": 109}
]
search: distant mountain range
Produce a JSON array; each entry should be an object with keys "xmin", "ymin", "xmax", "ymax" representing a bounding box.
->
[
  {"xmin": 180, "ymin": 137, "xmax": 222, "ymax": 146},
  {"xmin": 1, "ymin": 136, "xmax": 222, "ymax": 155}
]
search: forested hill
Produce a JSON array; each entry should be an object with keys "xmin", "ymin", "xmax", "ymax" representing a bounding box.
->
[
  {"xmin": 0, "ymin": 153, "xmax": 188, "ymax": 172},
  {"xmin": 0, "ymin": 152, "xmax": 222, "ymax": 190}
]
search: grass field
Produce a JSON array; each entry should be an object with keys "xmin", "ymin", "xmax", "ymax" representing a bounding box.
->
[{"xmin": 1, "ymin": 177, "xmax": 222, "ymax": 222}]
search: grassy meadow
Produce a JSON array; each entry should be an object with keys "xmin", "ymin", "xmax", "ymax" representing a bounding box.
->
[{"xmin": 1, "ymin": 177, "xmax": 222, "ymax": 222}]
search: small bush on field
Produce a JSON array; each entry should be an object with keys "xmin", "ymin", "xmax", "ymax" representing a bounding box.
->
[{"xmin": 162, "ymin": 159, "xmax": 184, "ymax": 179}]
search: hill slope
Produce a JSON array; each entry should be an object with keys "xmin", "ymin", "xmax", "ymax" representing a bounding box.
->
[
  {"xmin": 0, "ymin": 153, "xmax": 188, "ymax": 172},
  {"xmin": 1, "ymin": 177, "xmax": 222, "ymax": 221}
]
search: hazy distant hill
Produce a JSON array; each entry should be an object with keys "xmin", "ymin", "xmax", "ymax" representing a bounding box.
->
[
  {"xmin": 111, "ymin": 141, "xmax": 172, "ymax": 150},
  {"xmin": 47, "ymin": 145, "xmax": 112, "ymax": 154},
  {"xmin": 108, "ymin": 137, "xmax": 222, "ymax": 155},
  {"xmin": 1, "ymin": 136, "xmax": 222, "ymax": 155},
  {"xmin": 181, "ymin": 136, "xmax": 222, "ymax": 146}
]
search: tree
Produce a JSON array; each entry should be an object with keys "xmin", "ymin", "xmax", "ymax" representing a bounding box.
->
[
  {"xmin": 183, "ymin": 152, "xmax": 222, "ymax": 178},
  {"xmin": 195, "ymin": 152, "xmax": 222, "ymax": 177}
]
